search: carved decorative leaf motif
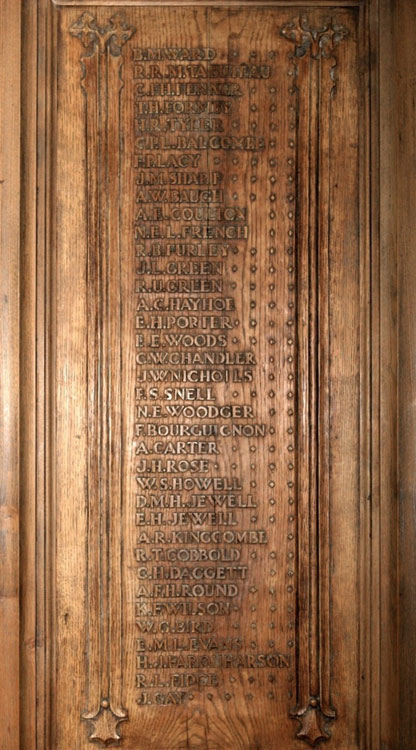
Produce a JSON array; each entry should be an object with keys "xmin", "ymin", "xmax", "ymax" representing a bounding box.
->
[
  {"xmin": 280, "ymin": 15, "xmax": 349, "ymax": 60},
  {"xmin": 291, "ymin": 699, "xmax": 335, "ymax": 747},
  {"xmin": 69, "ymin": 12, "xmax": 135, "ymax": 57},
  {"xmin": 280, "ymin": 15, "xmax": 349, "ymax": 96},
  {"xmin": 69, "ymin": 13, "xmax": 135, "ymax": 744},
  {"xmin": 82, "ymin": 700, "xmax": 127, "ymax": 746}
]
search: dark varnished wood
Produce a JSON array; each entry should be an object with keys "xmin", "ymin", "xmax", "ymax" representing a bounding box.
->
[{"xmin": 397, "ymin": 0, "xmax": 416, "ymax": 746}]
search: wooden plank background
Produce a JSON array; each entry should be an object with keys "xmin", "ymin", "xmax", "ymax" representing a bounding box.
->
[{"xmin": 2, "ymin": 0, "xmax": 415, "ymax": 748}]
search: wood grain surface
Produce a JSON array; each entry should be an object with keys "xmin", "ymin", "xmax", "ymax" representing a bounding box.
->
[
  {"xmin": 0, "ymin": 2, "xmax": 21, "ymax": 749},
  {"xmin": 2, "ymin": 1, "xmax": 413, "ymax": 749},
  {"xmin": 53, "ymin": 5, "xmax": 361, "ymax": 748}
]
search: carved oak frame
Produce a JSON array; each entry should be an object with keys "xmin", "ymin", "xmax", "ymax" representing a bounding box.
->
[{"xmin": 0, "ymin": 0, "xmax": 410, "ymax": 748}]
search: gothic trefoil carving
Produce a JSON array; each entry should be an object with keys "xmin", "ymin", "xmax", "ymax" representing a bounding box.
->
[{"xmin": 82, "ymin": 700, "xmax": 128, "ymax": 746}]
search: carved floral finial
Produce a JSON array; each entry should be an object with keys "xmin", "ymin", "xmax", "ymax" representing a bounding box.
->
[
  {"xmin": 280, "ymin": 16, "xmax": 349, "ymax": 95},
  {"xmin": 82, "ymin": 699, "xmax": 128, "ymax": 745},
  {"xmin": 291, "ymin": 698, "xmax": 336, "ymax": 747},
  {"xmin": 69, "ymin": 12, "xmax": 135, "ymax": 57},
  {"xmin": 280, "ymin": 16, "xmax": 349, "ymax": 60}
]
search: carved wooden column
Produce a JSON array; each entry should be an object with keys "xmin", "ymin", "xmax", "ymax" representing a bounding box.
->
[
  {"xmin": 280, "ymin": 15, "xmax": 349, "ymax": 747},
  {"xmin": 69, "ymin": 13, "xmax": 135, "ymax": 745}
]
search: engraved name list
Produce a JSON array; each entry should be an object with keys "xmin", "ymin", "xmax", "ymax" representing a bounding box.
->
[{"xmin": 130, "ymin": 41, "xmax": 295, "ymax": 710}]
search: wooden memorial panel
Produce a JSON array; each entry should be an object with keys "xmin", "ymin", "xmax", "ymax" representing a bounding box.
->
[{"xmin": 24, "ymin": 2, "xmax": 366, "ymax": 748}]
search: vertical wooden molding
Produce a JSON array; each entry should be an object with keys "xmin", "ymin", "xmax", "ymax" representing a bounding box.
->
[
  {"xmin": 280, "ymin": 15, "xmax": 349, "ymax": 747},
  {"xmin": 359, "ymin": 2, "xmax": 375, "ymax": 748},
  {"xmin": 0, "ymin": 2, "xmax": 21, "ymax": 748},
  {"xmin": 367, "ymin": 1, "xmax": 399, "ymax": 748},
  {"xmin": 69, "ymin": 12, "xmax": 135, "ymax": 745},
  {"xmin": 13, "ymin": 3, "xmax": 402, "ymax": 747},
  {"xmin": 397, "ymin": 0, "xmax": 416, "ymax": 747},
  {"xmin": 20, "ymin": 0, "xmax": 38, "ymax": 746}
]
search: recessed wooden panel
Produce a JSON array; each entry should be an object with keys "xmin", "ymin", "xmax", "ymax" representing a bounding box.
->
[{"xmin": 43, "ymin": 3, "xmax": 363, "ymax": 748}]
